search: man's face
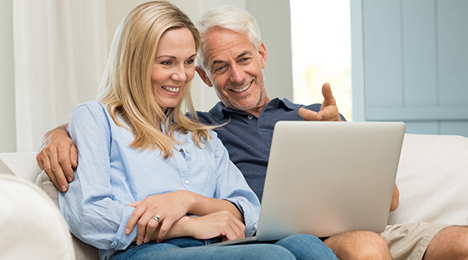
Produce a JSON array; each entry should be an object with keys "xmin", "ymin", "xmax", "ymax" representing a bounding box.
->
[{"xmin": 196, "ymin": 28, "xmax": 269, "ymax": 115}]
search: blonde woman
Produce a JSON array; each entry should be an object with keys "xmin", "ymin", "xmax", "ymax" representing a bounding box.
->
[{"xmin": 59, "ymin": 1, "xmax": 337, "ymax": 259}]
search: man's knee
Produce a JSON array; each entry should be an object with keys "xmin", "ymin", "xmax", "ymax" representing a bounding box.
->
[
  {"xmin": 425, "ymin": 226, "xmax": 468, "ymax": 260},
  {"xmin": 324, "ymin": 230, "xmax": 391, "ymax": 260}
]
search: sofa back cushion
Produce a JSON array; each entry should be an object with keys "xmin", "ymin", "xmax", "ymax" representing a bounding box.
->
[
  {"xmin": 0, "ymin": 152, "xmax": 41, "ymax": 182},
  {"xmin": 388, "ymin": 134, "xmax": 468, "ymax": 225}
]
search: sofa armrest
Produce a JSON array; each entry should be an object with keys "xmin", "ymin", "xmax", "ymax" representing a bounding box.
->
[
  {"xmin": 36, "ymin": 171, "xmax": 100, "ymax": 260},
  {"xmin": 0, "ymin": 174, "xmax": 75, "ymax": 259}
]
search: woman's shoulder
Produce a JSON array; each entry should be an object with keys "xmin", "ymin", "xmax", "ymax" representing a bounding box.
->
[
  {"xmin": 75, "ymin": 100, "xmax": 105, "ymax": 110},
  {"xmin": 69, "ymin": 100, "xmax": 111, "ymax": 124},
  {"xmin": 72, "ymin": 100, "xmax": 108, "ymax": 116}
]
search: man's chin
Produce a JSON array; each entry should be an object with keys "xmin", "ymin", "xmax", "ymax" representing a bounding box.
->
[{"xmin": 230, "ymin": 101, "xmax": 260, "ymax": 112}]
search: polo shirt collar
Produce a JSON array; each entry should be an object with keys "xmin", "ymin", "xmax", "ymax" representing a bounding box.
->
[{"xmin": 208, "ymin": 98, "xmax": 299, "ymax": 120}]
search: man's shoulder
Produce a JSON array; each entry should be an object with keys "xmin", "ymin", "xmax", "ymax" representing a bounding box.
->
[
  {"xmin": 196, "ymin": 110, "xmax": 217, "ymax": 125},
  {"xmin": 276, "ymin": 98, "xmax": 321, "ymax": 112},
  {"xmin": 302, "ymin": 103, "xmax": 322, "ymax": 112},
  {"xmin": 195, "ymin": 102, "xmax": 228, "ymax": 125}
]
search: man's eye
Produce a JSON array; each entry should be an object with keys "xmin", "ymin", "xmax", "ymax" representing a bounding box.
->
[
  {"xmin": 213, "ymin": 66, "xmax": 226, "ymax": 73},
  {"xmin": 239, "ymin": 57, "xmax": 251, "ymax": 63}
]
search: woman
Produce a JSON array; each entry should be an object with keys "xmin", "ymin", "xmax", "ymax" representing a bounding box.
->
[{"xmin": 59, "ymin": 1, "xmax": 337, "ymax": 259}]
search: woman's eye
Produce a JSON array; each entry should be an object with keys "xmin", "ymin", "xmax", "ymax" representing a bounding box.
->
[
  {"xmin": 161, "ymin": 61, "xmax": 172, "ymax": 65},
  {"xmin": 185, "ymin": 59, "xmax": 195, "ymax": 65}
]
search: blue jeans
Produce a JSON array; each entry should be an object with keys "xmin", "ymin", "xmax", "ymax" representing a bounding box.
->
[{"xmin": 110, "ymin": 234, "xmax": 338, "ymax": 260}]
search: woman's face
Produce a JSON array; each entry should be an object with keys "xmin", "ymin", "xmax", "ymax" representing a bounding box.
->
[{"xmin": 151, "ymin": 27, "xmax": 196, "ymax": 110}]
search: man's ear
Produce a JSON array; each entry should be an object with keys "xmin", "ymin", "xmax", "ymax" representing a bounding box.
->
[
  {"xmin": 195, "ymin": 66, "xmax": 213, "ymax": 87},
  {"xmin": 258, "ymin": 41, "xmax": 267, "ymax": 69}
]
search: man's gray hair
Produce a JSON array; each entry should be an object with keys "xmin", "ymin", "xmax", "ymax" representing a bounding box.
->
[{"xmin": 196, "ymin": 5, "xmax": 261, "ymax": 69}]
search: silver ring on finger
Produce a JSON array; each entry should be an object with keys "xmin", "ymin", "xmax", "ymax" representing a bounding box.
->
[{"xmin": 152, "ymin": 215, "xmax": 161, "ymax": 224}]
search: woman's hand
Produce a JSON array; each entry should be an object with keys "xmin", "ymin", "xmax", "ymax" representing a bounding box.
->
[
  {"xmin": 125, "ymin": 190, "xmax": 194, "ymax": 244},
  {"xmin": 189, "ymin": 210, "xmax": 246, "ymax": 242},
  {"xmin": 155, "ymin": 211, "xmax": 246, "ymax": 242}
]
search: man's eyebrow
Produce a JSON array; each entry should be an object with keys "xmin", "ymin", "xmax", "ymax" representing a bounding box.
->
[
  {"xmin": 211, "ymin": 51, "xmax": 252, "ymax": 66},
  {"xmin": 237, "ymin": 51, "xmax": 251, "ymax": 59}
]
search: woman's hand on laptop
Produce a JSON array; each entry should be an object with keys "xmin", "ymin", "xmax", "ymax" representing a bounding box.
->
[
  {"xmin": 298, "ymin": 83, "xmax": 342, "ymax": 122},
  {"xmin": 390, "ymin": 184, "xmax": 400, "ymax": 212}
]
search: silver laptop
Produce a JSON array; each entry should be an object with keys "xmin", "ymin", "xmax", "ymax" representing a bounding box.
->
[{"xmin": 211, "ymin": 121, "xmax": 406, "ymax": 246}]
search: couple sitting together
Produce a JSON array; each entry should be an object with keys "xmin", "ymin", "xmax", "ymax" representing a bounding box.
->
[{"xmin": 37, "ymin": 1, "xmax": 468, "ymax": 260}]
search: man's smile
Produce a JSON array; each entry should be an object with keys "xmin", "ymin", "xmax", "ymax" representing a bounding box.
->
[{"xmin": 230, "ymin": 81, "xmax": 252, "ymax": 93}]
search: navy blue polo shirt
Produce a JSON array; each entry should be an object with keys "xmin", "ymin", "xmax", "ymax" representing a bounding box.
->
[{"xmin": 197, "ymin": 98, "xmax": 346, "ymax": 202}]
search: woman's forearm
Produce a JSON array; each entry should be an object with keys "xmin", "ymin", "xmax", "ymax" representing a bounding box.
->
[{"xmin": 187, "ymin": 192, "xmax": 244, "ymax": 223}]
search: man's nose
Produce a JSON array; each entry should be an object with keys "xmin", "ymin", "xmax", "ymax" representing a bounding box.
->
[{"xmin": 229, "ymin": 64, "xmax": 244, "ymax": 84}]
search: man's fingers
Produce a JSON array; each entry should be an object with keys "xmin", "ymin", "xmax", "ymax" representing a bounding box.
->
[
  {"xmin": 40, "ymin": 153, "xmax": 59, "ymax": 190},
  {"xmin": 321, "ymin": 82, "xmax": 336, "ymax": 105},
  {"xmin": 58, "ymin": 155, "xmax": 74, "ymax": 184},
  {"xmin": 298, "ymin": 107, "xmax": 321, "ymax": 121},
  {"xmin": 58, "ymin": 143, "xmax": 78, "ymax": 186},
  {"xmin": 44, "ymin": 148, "xmax": 69, "ymax": 192},
  {"xmin": 70, "ymin": 144, "xmax": 78, "ymax": 169},
  {"xmin": 36, "ymin": 152, "xmax": 44, "ymax": 170}
]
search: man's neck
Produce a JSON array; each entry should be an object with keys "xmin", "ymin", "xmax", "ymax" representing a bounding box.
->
[{"xmin": 243, "ymin": 97, "xmax": 271, "ymax": 118}]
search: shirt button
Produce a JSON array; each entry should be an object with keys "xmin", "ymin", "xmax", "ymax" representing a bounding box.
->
[
  {"xmin": 185, "ymin": 180, "xmax": 190, "ymax": 185},
  {"xmin": 247, "ymin": 115, "xmax": 253, "ymax": 120},
  {"xmin": 186, "ymin": 149, "xmax": 189, "ymax": 153}
]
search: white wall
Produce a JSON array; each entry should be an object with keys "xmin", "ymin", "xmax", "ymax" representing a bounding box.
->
[
  {"xmin": 247, "ymin": 0, "xmax": 293, "ymax": 101},
  {"xmin": 0, "ymin": 0, "xmax": 292, "ymax": 152},
  {"xmin": 0, "ymin": 0, "xmax": 16, "ymax": 152}
]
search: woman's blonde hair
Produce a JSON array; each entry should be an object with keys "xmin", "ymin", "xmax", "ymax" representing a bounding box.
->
[{"xmin": 97, "ymin": 1, "xmax": 211, "ymax": 158}]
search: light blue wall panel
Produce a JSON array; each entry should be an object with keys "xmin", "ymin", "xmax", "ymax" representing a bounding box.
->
[
  {"xmin": 356, "ymin": 0, "xmax": 468, "ymax": 138},
  {"xmin": 437, "ymin": 0, "xmax": 468, "ymax": 106},
  {"xmin": 440, "ymin": 121, "xmax": 468, "ymax": 137},
  {"xmin": 402, "ymin": 0, "xmax": 438, "ymax": 106},
  {"xmin": 365, "ymin": 106, "xmax": 468, "ymax": 121},
  {"xmin": 405, "ymin": 121, "xmax": 439, "ymax": 135},
  {"xmin": 363, "ymin": 0, "xmax": 403, "ymax": 107}
]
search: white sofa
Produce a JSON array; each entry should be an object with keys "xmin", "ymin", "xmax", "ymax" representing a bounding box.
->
[{"xmin": 1, "ymin": 133, "xmax": 468, "ymax": 260}]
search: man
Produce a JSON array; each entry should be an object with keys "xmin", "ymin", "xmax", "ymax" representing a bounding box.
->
[{"xmin": 37, "ymin": 5, "xmax": 468, "ymax": 260}]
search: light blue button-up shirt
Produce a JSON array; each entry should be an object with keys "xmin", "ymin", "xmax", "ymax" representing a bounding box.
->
[{"xmin": 59, "ymin": 101, "xmax": 260, "ymax": 258}]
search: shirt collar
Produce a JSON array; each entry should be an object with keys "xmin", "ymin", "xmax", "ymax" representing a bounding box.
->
[{"xmin": 208, "ymin": 97, "xmax": 299, "ymax": 120}]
